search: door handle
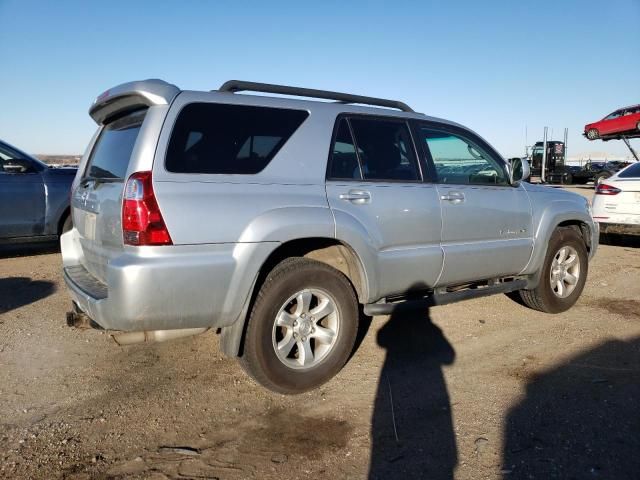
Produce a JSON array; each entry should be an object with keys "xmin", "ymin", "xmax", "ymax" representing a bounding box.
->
[
  {"xmin": 339, "ymin": 190, "xmax": 371, "ymax": 204},
  {"xmin": 440, "ymin": 191, "xmax": 465, "ymax": 203}
]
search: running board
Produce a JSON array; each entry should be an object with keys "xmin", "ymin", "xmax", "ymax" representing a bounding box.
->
[{"xmin": 363, "ymin": 279, "xmax": 528, "ymax": 316}]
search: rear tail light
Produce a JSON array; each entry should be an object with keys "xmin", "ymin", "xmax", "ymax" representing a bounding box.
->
[
  {"xmin": 122, "ymin": 171, "xmax": 172, "ymax": 246},
  {"xmin": 595, "ymin": 183, "xmax": 621, "ymax": 195}
]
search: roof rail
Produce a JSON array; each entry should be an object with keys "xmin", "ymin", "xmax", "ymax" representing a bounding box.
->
[{"xmin": 217, "ymin": 80, "xmax": 414, "ymax": 113}]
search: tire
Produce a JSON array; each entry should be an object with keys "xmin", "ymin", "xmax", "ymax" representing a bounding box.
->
[
  {"xmin": 515, "ymin": 227, "xmax": 588, "ymax": 314},
  {"xmin": 586, "ymin": 128, "xmax": 599, "ymax": 140},
  {"xmin": 61, "ymin": 214, "xmax": 73, "ymax": 234},
  {"xmin": 637, "ymin": 121, "xmax": 640, "ymax": 132},
  {"xmin": 564, "ymin": 173, "xmax": 573, "ymax": 185},
  {"xmin": 239, "ymin": 257, "xmax": 359, "ymax": 394}
]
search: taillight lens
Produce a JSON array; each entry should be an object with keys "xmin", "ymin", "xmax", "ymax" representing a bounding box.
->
[
  {"xmin": 122, "ymin": 171, "xmax": 172, "ymax": 246},
  {"xmin": 595, "ymin": 183, "xmax": 621, "ymax": 195}
]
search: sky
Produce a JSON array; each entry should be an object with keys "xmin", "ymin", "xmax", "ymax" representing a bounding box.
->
[{"xmin": 1, "ymin": 0, "xmax": 639, "ymax": 159}]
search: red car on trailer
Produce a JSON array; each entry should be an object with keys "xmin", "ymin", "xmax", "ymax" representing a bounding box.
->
[{"xmin": 584, "ymin": 105, "xmax": 640, "ymax": 140}]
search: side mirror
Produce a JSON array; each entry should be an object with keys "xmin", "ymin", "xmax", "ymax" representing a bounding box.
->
[
  {"xmin": 509, "ymin": 158, "xmax": 530, "ymax": 184},
  {"xmin": 2, "ymin": 158, "xmax": 36, "ymax": 173},
  {"xmin": 3, "ymin": 162, "xmax": 29, "ymax": 174}
]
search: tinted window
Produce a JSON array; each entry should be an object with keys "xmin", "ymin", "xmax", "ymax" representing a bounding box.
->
[
  {"xmin": 328, "ymin": 119, "xmax": 361, "ymax": 179},
  {"xmin": 421, "ymin": 128, "xmax": 508, "ymax": 185},
  {"xmin": 619, "ymin": 162, "xmax": 640, "ymax": 178},
  {"xmin": 0, "ymin": 143, "xmax": 32, "ymax": 173},
  {"xmin": 349, "ymin": 118, "xmax": 419, "ymax": 181},
  {"xmin": 85, "ymin": 110, "xmax": 146, "ymax": 179},
  {"xmin": 166, "ymin": 103, "xmax": 308, "ymax": 174}
]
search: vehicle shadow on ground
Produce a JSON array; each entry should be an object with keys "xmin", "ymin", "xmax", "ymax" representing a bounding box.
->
[
  {"xmin": 0, "ymin": 241, "xmax": 60, "ymax": 259},
  {"xmin": 369, "ymin": 304, "xmax": 457, "ymax": 480},
  {"xmin": 502, "ymin": 336, "xmax": 640, "ymax": 479},
  {"xmin": 0, "ymin": 277, "xmax": 56, "ymax": 314},
  {"xmin": 599, "ymin": 233, "xmax": 640, "ymax": 248}
]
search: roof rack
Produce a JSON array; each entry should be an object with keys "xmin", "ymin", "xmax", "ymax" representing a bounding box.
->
[{"xmin": 217, "ymin": 80, "xmax": 414, "ymax": 113}]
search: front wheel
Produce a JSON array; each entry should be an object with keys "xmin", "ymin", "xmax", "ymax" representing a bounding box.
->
[
  {"xmin": 239, "ymin": 258, "xmax": 359, "ymax": 394},
  {"xmin": 586, "ymin": 128, "xmax": 600, "ymax": 140},
  {"xmin": 514, "ymin": 228, "xmax": 588, "ymax": 313}
]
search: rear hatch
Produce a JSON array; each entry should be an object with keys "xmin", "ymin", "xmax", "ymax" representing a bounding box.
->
[{"xmin": 72, "ymin": 110, "xmax": 147, "ymax": 283}]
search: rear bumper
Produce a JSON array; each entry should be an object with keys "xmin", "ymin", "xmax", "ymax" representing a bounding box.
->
[
  {"xmin": 599, "ymin": 222, "xmax": 640, "ymax": 236},
  {"xmin": 61, "ymin": 230, "xmax": 274, "ymax": 331}
]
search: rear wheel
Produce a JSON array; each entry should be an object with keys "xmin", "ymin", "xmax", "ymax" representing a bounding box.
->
[
  {"xmin": 515, "ymin": 228, "xmax": 588, "ymax": 313},
  {"xmin": 239, "ymin": 258, "xmax": 358, "ymax": 394},
  {"xmin": 586, "ymin": 128, "xmax": 600, "ymax": 140}
]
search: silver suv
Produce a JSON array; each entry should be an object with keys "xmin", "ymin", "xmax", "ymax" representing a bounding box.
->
[{"xmin": 62, "ymin": 79, "xmax": 597, "ymax": 393}]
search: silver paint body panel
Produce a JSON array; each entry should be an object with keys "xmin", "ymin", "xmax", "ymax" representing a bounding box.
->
[{"xmin": 62, "ymin": 79, "xmax": 598, "ymax": 333}]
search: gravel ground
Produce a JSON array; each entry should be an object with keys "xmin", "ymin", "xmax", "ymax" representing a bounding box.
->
[{"xmin": 1, "ymin": 187, "xmax": 639, "ymax": 479}]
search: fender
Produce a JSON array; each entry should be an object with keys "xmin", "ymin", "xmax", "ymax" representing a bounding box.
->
[
  {"xmin": 521, "ymin": 199, "xmax": 595, "ymax": 280},
  {"xmin": 232, "ymin": 205, "xmax": 376, "ymax": 303},
  {"xmin": 220, "ymin": 206, "xmax": 378, "ymax": 357},
  {"xmin": 222, "ymin": 206, "xmax": 337, "ymax": 328},
  {"xmin": 331, "ymin": 209, "xmax": 381, "ymax": 302},
  {"xmin": 237, "ymin": 205, "xmax": 334, "ymax": 243},
  {"xmin": 218, "ymin": 206, "xmax": 334, "ymax": 356}
]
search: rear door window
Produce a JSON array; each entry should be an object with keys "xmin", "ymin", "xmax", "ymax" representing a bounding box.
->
[
  {"xmin": 165, "ymin": 103, "xmax": 309, "ymax": 174},
  {"xmin": 85, "ymin": 110, "xmax": 146, "ymax": 180},
  {"xmin": 348, "ymin": 118, "xmax": 420, "ymax": 181}
]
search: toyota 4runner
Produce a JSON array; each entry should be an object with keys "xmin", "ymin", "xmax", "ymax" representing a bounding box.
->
[{"xmin": 62, "ymin": 80, "xmax": 598, "ymax": 393}]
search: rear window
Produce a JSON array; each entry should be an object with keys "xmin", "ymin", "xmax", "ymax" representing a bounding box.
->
[
  {"xmin": 619, "ymin": 162, "xmax": 640, "ymax": 178},
  {"xmin": 165, "ymin": 103, "xmax": 308, "ymax": 174},
  {"xmin": 85, "ymin": 110, "xmax": 146, "ymax": 180}
]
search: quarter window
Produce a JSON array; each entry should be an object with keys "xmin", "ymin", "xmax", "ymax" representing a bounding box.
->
[
  {"xmin": 421, "ymin": 128, "xmax": 508, "ymax": 185},
  {"xmin": 166, "ymin": 103, "xmax": 308, "ymax": 174},
  {"xmin": 328, "ymin": 119, "xmax": 361, "ymax": 180}
]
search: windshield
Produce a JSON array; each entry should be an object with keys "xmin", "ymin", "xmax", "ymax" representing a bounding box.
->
[
  {"xmin": 531, "ymin": 147, "xmax": 543, "ymax": 157},
  {"xmin": 84, "ymin": 110, "xmax": 146, "ymax": 180}
]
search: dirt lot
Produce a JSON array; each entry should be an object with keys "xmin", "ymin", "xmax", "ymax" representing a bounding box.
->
[{"xmin": 1, "ymin": 187, "xmax": 639, "ymax": 480}]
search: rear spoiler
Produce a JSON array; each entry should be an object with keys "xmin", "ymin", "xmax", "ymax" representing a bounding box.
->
[{"xmin": 89, "ymin": 79, "xmax": 180, "ymax": 125}]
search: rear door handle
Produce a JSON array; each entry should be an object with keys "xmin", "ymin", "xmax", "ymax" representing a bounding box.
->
[
  {"xmin": 440, "ymin": 191, "xmax": 465, "ymax": 203},
  {"xmin": 339, "ymin": 190, "xmax": 371, "ymax": 204}
]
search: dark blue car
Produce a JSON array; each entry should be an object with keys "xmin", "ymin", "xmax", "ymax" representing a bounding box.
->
[{"xmin": 0, "ymin": 139, "xmax": 76, "ymax": 243}]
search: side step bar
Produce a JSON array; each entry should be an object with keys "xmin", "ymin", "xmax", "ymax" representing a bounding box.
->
[{"xmin": 363, "ymin": 280, "xmax": 527, "ymax": 316}]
